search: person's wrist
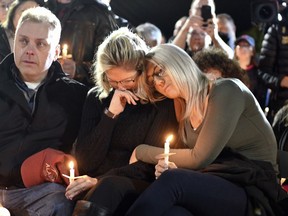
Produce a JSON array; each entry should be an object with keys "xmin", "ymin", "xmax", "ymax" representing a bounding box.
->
[{"xmin": 104, "ymin": 107, "xmax": 118, "ymax": 119}]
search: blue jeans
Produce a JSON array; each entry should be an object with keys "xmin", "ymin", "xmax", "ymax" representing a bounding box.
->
[
  {"xmin": 0, "ymin": 183, "xmax": 74, "ymax": 216},
  {"xmin": 126, "ymin": 169, "xmax": 247, "ymax": 216}
]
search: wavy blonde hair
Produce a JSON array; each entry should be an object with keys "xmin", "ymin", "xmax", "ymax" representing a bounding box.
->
[
  {"xmin": 146, "ymin": 44, "xmax": 210, "ymax": 143},
  {"xmin": 92, "ymin": 27, "xmax": 149, "ymax": 100}
]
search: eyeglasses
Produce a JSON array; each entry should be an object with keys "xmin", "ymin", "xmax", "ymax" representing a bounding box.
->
[
  {"xmin": 105, "ymin": 73, "xmax": 138, "ymax": 87},
  {"xmin": 147, "ymin": 65, "xmax": 167, "ymax": 85}
]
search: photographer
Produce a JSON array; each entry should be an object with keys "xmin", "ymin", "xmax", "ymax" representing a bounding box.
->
[
  {"xmin": 172, "ymin": 0, "xmax": 234, "ymax": 58},
  {"xmin": 258, "ymin": 1, "xmax": 288, "ymax": 123}
]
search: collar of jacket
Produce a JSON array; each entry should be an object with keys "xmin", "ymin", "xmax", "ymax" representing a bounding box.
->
[{"xmin": 0, "ymin": 53, "xmax": 68, "ymax": 113}]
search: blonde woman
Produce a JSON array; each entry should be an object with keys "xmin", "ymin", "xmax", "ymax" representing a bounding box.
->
[{"xmin": 127, "ymin": 44, "xmax": 286, "ymax": 216}]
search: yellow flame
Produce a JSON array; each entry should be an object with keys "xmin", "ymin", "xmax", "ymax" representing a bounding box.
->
[
  {"xmin": 62, "ymin": 44, "xmax": 68, "ymax": 50},
  {"xmin": 69, "ymin": 161, "xmax": 74, "ymax": 169},
  {"xmin": 166, "ymin": 135, "xmax": 173, "ymax": 143}
]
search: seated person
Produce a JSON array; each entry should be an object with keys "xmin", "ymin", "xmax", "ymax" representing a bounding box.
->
[
  {"xmin": 127, "ymin": 44, "xmax": 287, "ymax": 216},
  {"xmin": 0, "ymin": 6, "xmax": 87, "ymax": 215}
]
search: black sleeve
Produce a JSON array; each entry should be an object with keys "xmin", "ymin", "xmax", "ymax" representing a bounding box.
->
[{"xmin": 75, "ymin": 89, "xmax": 117, "ymax": 175}]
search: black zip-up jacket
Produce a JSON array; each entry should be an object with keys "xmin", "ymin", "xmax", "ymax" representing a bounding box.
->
[
  {"xmin": 0, "ymin": 54, "xmax": 88, "ymax": 187},
  {"xmin": 0, "ymin": 25, "xmax": 11, "ymax": 62},
  {"xmin": 258, "ymin": 22, "xmax": 288, "ymax": 110}
]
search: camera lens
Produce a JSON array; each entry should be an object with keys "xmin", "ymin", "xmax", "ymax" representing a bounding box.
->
[
  {"xmin": 256, "ymin": 4, "xmax": 276, "ymax": 21},
  {"xmin": 250, "ymin": 0, "xmax": 278, "ymax": 24}
]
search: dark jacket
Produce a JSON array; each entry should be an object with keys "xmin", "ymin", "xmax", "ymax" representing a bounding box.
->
[
  {"xmin": 0, "ymin": 54, "xmax": 88, "ymax": 187},
  {"xmin": 201, "ymin": 148, "xmax": 288, "ymax": 216},
  {"xmin": 0, "ymin": 25, "xmax": 11, "ymax": 62},
  {"xmin": 258, "ymin": 23, "xmax": 288, "ymax": 113},
  {"xmin": 46, "ymin": 0, "xmax": 117, "ymax": 87}
]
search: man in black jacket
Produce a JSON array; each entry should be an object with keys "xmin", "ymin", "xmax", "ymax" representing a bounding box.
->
[
  {"xmin": 258, "ymin": 4, "xmax": 288, "ymax": 122},
  {"xmin": 0, "ymin": 6, "xmax": 87, "ymax": 215},
  {"xmin": 46, "ymin": 0, "xmax": 118, "ymax": 88}
]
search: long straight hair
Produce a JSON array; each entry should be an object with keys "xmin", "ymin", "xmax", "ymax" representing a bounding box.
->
[{"xmin": 146, "ymin": 44, "xmax": 210, "ymax": 143}]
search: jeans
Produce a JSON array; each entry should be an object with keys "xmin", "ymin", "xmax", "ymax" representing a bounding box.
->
[
  {"xmin": 0, "ymin": 183, "xmax": 74, "ymax": 216},
  {"xmin": 126, "ymin": 169, "xmax": 247, "ymax": 216}
]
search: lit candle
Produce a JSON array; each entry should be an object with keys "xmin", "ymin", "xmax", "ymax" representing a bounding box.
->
[
  {"xmin": 69, "ymin": 161, "xmax": 75, "ymax": 183},
  {"xmin": 62, "ymin": 44, "xmax": 68, "ymax": 59},
  {"xmin": 0, "ymin": 206, "xmax": 10, "ymax": 216},
  {"xmin": 164, "ymin": 135, "xmax": 173, "ymax": 165}
]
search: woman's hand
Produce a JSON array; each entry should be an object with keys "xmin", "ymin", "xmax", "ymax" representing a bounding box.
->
[
  {"xmin": 108, "ymin": 89, "xmax": 139, "ymax": 115},
  {"xmin": 155, "ymin": 159, "xmax": 177, "ymax": 179},
  {"xmin": 65, "ymin": 175, "xmax": 97, "ymax": 200}
]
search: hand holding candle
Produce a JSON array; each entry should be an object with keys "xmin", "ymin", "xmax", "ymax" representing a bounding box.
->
[
  {"xmin": 164, "ymin": 135, "xmax": 173, "ymax": 165},
  {"xmin": 69, "ymin": 161, "xmax": 75, "ymax": 183}
]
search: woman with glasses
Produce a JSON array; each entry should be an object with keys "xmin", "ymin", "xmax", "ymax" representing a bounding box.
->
[
  {"xmin": 126, "ymin": 44, "xmax": 287, "ymax": 216},
  {"xmin": 66, "ymin": 28, "xmax": 179, "ymax": 216}
]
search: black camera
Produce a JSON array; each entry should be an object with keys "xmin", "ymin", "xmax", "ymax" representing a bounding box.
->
[{"xmin": 250, "ymin": 0, "xmax": 278, "ymax": 24}]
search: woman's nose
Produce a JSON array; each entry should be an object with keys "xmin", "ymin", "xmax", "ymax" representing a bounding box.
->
[{"xmin": 154, "ymin": 78, "xmax": 165, "ymax": 87}]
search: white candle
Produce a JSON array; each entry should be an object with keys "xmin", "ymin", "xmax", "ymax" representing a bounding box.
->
[
  {"xmin": 69, "ymin": 161, "xmax": 75, "ymax": 183},
  {"xmin": 164, "ymin": 135, "xmax": 173, "ymax": 165},
  {"xmin": 62, "ymin": 44, "xmax": 68, "ymax": 59},
  {"xmin": 0, "ymin": 206, "xmax": 10, "ymax": 216}
]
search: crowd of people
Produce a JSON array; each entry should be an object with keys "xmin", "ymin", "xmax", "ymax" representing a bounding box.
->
[{"xmin": 1, "ymin": 0, "xmax": 288, "ymax": 215}]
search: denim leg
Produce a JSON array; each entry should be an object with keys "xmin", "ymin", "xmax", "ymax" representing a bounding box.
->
[{"xmin": 1, "ymin": 183, "xmax": 74, "ymax": 216}]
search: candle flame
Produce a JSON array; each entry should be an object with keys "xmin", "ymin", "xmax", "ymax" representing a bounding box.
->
[
  {"xmin": 166, "ymin": 135, "xmax": 173, "ymax": 143},
  {"xmin": 69, "ymin": 161, "xmax": 74, "ymax": 169},
  {"xmin": 62, "ymin": 44, "xmax": 68, "ymax": 50}
]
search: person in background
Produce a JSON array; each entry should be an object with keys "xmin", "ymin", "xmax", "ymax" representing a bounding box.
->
[
  {"xmin": 0, "ymin": 0, "xmax": 13, "ymax": 23},
  {"xmin": 66, "ymin": 27, "xmax": 179, "ymax": 216},
  {"xmin": 45, "ymin": 0, "xmax": 117, "ymax": 87},
  {"xmin": 0, "ymin": 0, "xmax": 38, "ymax": 62},
  {"xmin": 173, "ymin": 0, "xmax": 234, "ymax": 58},
  {"xmin": 0, "ymin": 6, "xmax": 87, "ymax": 215},
  {"xmin": 272, "ymin": 103, "xmax": 288, "ymax": 150},
  {"xmin": 217, "ymin": 13, "xmax": 237, "ymax": 49},
  {"xmin": 234, "ymin": 34, "xmax": 267, "ymax": 109},
  {"xmin": 135, "ymin": 22, "xmax": 162, "ymax": 48},
  {"xmin": 258, "ymin": 3, "xmax": 288, "ymax": 123},
  {"xmin": 126, "ymin": 44, "xmax": 286, "ymax": 216},
  {"xmin": 168, "ymin": 16, "xmax": 188, "ymax": 43},
  {"xmin": 192, "ymin": 47, "xmax": 246, "ymax": 83}
]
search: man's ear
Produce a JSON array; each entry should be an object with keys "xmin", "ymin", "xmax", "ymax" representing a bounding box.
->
[{"xmin": 54, "ymin": 44, "xmax": 60, "ymax": 61}]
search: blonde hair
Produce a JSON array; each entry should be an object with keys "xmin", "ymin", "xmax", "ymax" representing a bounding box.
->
[
  {"xmin": 146, "ymin": 44, "xmax": 210, "ymax": 143},
  {"xmin": 93, "ymin": 27, "xmax": 149, "ymax": 100},
  {"xmin": 16, "ymin": 7, "xmax": 61, "ymax": 45}
]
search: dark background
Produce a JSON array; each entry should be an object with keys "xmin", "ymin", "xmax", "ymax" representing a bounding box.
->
[{"xmin": 110, "ymin": 0, "xmax": 256, "ymax": 39}]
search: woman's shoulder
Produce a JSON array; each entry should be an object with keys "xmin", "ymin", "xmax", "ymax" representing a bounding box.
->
[
  {"xmin": 210, "ymin": 78, "xmax": 251, "ymax": 102},
  {"xmin": 213, "ymin": 78, "xmax": 247, "ymax": 91}
]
